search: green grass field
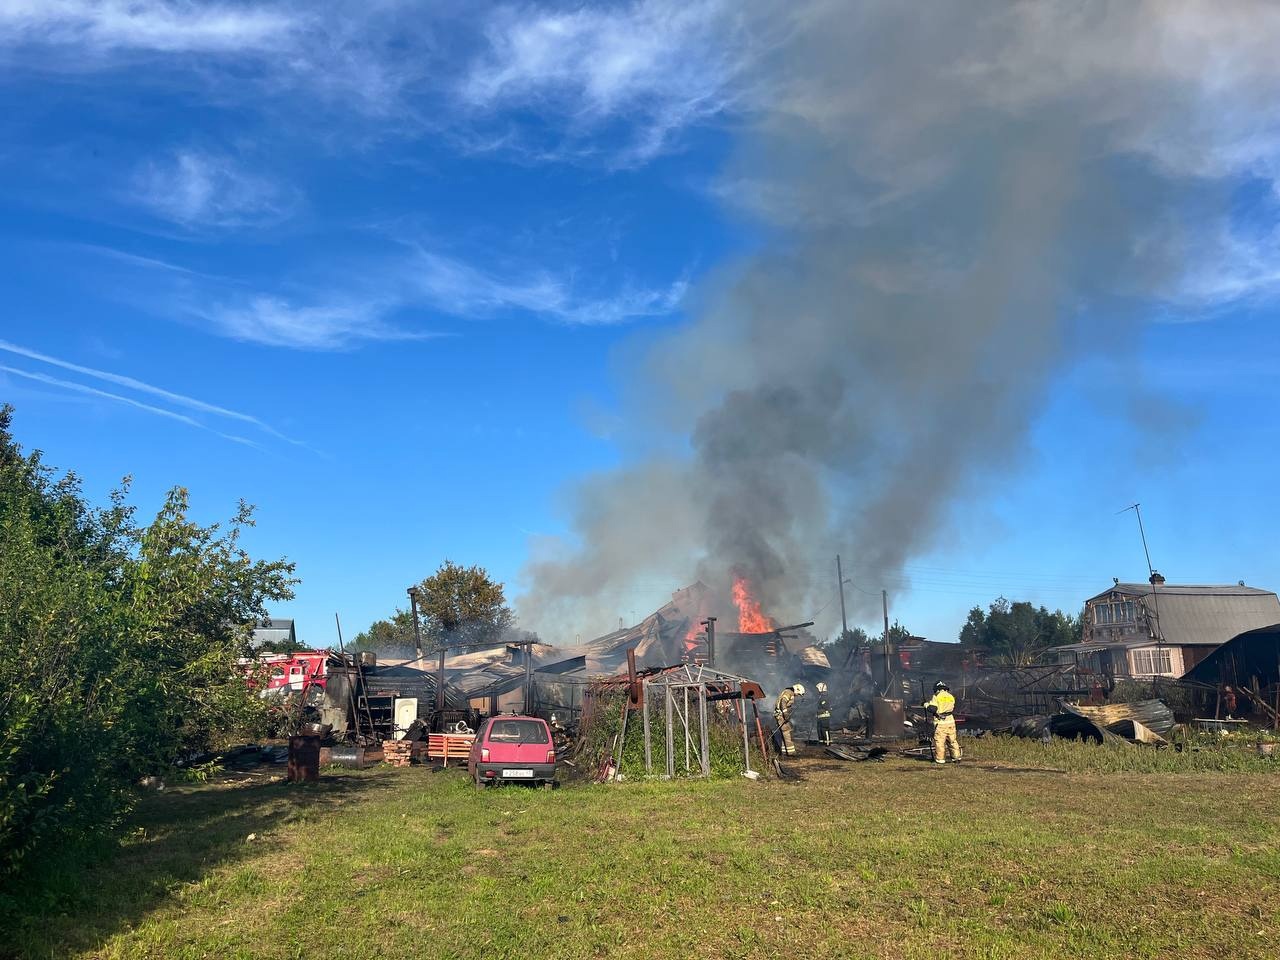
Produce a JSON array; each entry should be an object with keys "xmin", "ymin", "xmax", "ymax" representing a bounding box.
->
[{"xmin": 8, "ymin": 740, "xmax": 1280, "ymax": 960}]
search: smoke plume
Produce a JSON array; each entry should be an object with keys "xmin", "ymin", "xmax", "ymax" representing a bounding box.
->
[{"xmin": 520, "ymin": 1, "xmax": 1280, "ymax": 639}]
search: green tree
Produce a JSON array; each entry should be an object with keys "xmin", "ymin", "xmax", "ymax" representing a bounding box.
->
[
  {"xmin": 958, "ymin": 596, "xmax": 1082, "ymax": 666},
  {"xmin": 412, "ymin": 560, "xmax": 514, "ymax": 650},
  {"xmin": 959, "ymin": 605, "xmax": 987, "ymax": 647},
  {"xmin": 0, "ymin": 405, "xmax": 295, "ymax": 885},
  {"xmin": 884, "ymin": 619, "xmax": 914, "ymax": 645}
]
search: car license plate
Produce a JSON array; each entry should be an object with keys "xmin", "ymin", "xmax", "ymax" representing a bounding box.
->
[{"xmin": 502, "ymin": 768, "xmax": 534, "ymax": 778}]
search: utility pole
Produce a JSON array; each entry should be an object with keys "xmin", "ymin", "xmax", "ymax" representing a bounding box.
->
[
  {"xmin": 836, "ymin": 555, "xmax": 849, "ymax": 640},
  {"xmin": 406, "ymin": 586, "xmax": 425, "ymax": 661},
  {"xmin": 882, "ymin": 589, "xmax": 891, "ymax": 694}
]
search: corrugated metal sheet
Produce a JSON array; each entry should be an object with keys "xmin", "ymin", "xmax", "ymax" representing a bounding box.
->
[
  {"xmin": 1139, "ymin": 590, "xmax": 1280, "ymax": 647},
  {"xmin": 1062, "ymin": 698, "xmax": 1175, "ymax": 738}
]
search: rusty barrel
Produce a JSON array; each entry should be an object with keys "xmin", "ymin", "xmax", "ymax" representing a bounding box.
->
[
  {"xmin": 870, "ymin": 697, "xmax": 904, "ymax": 738},
  {"xmin": 288, "ymin": 735, "xmax": 321, "ymax": 782}
]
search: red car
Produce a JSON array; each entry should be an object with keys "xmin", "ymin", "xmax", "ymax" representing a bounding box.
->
[{"xmin": 467, "ymin": 715, "xmax": 557, "ymax": 788}]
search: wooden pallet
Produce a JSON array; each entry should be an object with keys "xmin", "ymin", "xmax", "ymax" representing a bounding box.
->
[{"xmin": 426, "ymin": 734, "xmax": 475, "ymax": 767}]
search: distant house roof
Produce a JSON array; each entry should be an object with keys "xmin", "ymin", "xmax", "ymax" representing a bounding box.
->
[
  {"xmin": 1183, "ymin": 624, "xmax": 1280, "ymax": 687},
  {"xmin": 1092, "ymin": 583, "xmax": 1277, "ymax": 601},
  {"xmin": 1086, "ymin": 584, "xmax": 1280, "ymax": 649},
  {"xmin": 251, "ymin": 618, "xmax": 297, "ymax": 649}
]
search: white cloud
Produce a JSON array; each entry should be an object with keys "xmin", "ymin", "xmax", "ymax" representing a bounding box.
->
[
  {"xmin": 0, "ymin": 0, "xmax": 298, "ymax": 54},
  {"xmin": 410, "ymin": 248, "xmax": 687, "ymax": 325},
  {"xmin": 130, "ymin": 149, "xmax": 298, "ymax": 229},
  {"xmin": 0, "ymin": 363, "xmax": 260, "ymax": 447},
  {"xmin": 462, "ymin": 0, "xmax": 744, "ymax": 162},
  {"xmin": 2, "ymin": 1, "xmax": 749, "ymax": 167},
  {"xmin": 197, "ymin": 246, "xmax": 687, "ymax": 350},
  {"xmin": 202, "ymin": 296, "xmax": 421, "ymax": 350},
  {"xmin": 0, "ymin": 1, "xmax": 419, "ymax": 120},
  {"xmin": 1166, "ymin": 227, "xmax": 1280, "ymax": 310},
  {"xmin": 0, "ymin": 337, "xmax": 300, "ymax": 442}
]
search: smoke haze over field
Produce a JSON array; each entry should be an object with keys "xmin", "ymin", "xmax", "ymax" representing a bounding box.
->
[{"xmin": 519, "ymin": 1, "xmax": 1280, "ymax": 640}]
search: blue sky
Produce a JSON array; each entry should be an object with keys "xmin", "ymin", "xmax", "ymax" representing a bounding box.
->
[{"xmin": 2, "ymin": 2, "xmax": 1278, "ymax": 647}]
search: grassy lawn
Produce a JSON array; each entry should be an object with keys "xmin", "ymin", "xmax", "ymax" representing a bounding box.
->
[{"xmin": 7, "ymin": 741, "xmax": 1280, "ymax": 960}]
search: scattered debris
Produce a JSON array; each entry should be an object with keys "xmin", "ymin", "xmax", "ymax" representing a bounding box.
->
[
  {"xmin": 824, "ymin": 745, "xmax": 889, "ymax": 762},
  {"xmin": 1007, "ymin": 699, "xmax": 1174, "ymax": 745}
]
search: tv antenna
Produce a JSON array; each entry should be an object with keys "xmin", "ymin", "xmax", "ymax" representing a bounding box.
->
[{"xmin": 1119, "ymin": 502, "xmax": 1164, "ymax": 649}]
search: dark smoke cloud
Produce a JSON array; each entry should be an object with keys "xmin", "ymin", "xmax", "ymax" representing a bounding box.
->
[{"xmin": 520, "ymin": 0, "xmax": 1280, "ymax": 640}]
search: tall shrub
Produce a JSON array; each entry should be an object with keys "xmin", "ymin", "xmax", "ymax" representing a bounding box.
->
[{"xmin": 0, "ymin": 406, "xmax": 296, "ymax": 882}]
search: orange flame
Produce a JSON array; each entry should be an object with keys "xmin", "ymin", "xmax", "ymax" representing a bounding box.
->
[
  {"xmin": 732, "ymin": 574, "xmax": 775, "ymax": 633},
  {"xmin": 683, "ymin": 620, "xmax": 703, "ymax": 650}
]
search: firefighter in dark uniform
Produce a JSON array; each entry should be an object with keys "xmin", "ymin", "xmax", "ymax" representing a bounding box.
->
[{"xmin": 815, "ymin": 681, "xmax": 832, "ymax": 744}]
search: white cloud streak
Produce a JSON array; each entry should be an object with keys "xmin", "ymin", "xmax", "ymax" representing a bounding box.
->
[
  {"xmin": 1, "ymin": 1, "xmax": 743, "ymax": 165},
  {"xmin": 0, "ymin": 0, "xmax": 298, "ymax": 54},
  {"xmin": 197, "ymin": 248, "xmax": 687, "ymax": 349},
  {"xmin": 0, "ymin": 364, "xmax": 259, "ymax": 447},
  {"xmin": 462, "ymin": 0, "xmax": 744, "ymax": 163},
  {"xmin": 202, "ymin": 296, "xmax": 424, "ymax": 351},
  {"xmin": 410, "ymin": 249, "xmax": 687, "ymax": 325},
  {"xmin": 0, "ymin": 338, "xmax": 298, "ymax": 443},
  {"xmin": 130, "ymin": 149, "xmax": 298, "ymax": 229}
]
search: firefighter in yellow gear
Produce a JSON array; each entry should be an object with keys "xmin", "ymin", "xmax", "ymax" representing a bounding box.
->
[
  {"xmin": 773, "ymin": 683, "xmax": 805, "ymax": 756},
  {"xmin": 924, "ymin": 680, "xmax": 961, "ymax": 764},
  {"xmin": 815, "ymin": 681, "xmax": 832, "ymax": 744}
]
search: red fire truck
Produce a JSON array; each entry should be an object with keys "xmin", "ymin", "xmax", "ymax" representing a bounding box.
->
[{"xmin": 240, "ymin": 651, "xmax": 328, "ymax": 695}]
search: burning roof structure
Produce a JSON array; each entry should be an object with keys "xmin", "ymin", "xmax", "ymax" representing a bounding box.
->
[
  {"xmin": 579, "ymin": 582, "xmax": 715, "ymax": 670},
  {"xmin": 577, "ymin": 579, "xmax": 821, "ymax": 679}
]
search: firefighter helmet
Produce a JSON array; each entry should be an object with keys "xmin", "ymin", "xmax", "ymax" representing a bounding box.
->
[
  {"xmin": 816, "ymin": 681, "xmax": 828, "ymax": 694},
  {"xmin": 934, "ymin": 680, "xmax": 950, "ymax": 692},
  {"xmin": 792, "ymin": 683, "xmax": 806, "ymax": 696}
]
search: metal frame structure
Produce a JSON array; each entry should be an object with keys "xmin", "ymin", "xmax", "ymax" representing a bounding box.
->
[{"xmin": 639, "ymin": 664, "xmax": 766, "ymax": 779}]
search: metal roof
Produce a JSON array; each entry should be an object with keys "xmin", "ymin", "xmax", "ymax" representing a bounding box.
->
[
  {"xmin": 1086, "ymin": 584, "xmax": 1280, "ymax": 648},
  {"xmin": 1091, "ymin": 583, "xmax": 1275, "ymax": 600}
]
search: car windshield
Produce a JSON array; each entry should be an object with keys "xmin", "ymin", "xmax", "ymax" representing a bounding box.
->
[{"xmin": 487, "ymin": 719, "xmax": 548, "ymax": 744}]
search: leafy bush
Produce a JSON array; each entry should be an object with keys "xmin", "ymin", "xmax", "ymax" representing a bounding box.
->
[{"xmin": 0, "ymin": 406, "xmax": 295, "ymax": 887}]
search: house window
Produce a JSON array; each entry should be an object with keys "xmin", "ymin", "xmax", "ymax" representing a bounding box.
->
[
  {"xmin": 1131, "ymin": 647, "xmax": 1173, "ymax": 676},
  {"xmin": 1094, "ymin": 600, "xmax": 1137, "ymax": 627}
]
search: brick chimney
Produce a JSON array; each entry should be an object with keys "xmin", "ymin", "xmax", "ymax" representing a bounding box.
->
[{"xmin": 1149, "ymin": 571, "xmax": 1165, "ymax": 586}]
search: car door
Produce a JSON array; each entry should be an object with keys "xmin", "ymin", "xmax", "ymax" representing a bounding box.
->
[{"xmin": 467, "ymin": 719, "xmax": 490, "ymax": 776}]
